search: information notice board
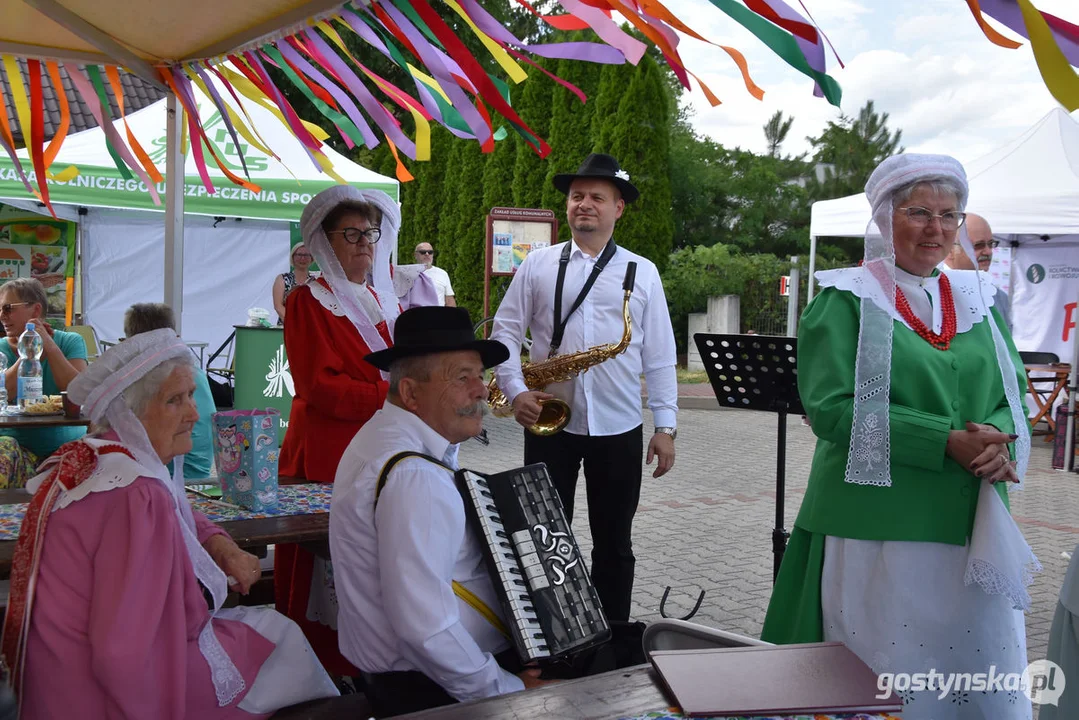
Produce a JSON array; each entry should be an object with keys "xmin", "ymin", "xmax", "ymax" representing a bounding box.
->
[{"xmin": 484, "ymin": 207, "xmax": 558, "ymax": 323}]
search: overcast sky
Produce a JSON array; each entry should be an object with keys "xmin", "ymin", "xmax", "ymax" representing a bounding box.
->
[{"xmin": 665, "ymin": 0, "xmax": 1078, "ymax": 165}]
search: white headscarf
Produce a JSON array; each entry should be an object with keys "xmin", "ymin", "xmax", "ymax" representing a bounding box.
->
[
  {"xmin": 848, "ymin": 153, "xmax": 1030, "ymax": 489},
  {"xmin": 63, "ymin": 329, "xmax": 248, "ymax": 706},
  {"xmin": 301, "ymin": 186, "xmax": 400, "ymax": 358},
  {"xmin": 847, "ymin": 153, "xmax": 1039, "ymax": 610}
]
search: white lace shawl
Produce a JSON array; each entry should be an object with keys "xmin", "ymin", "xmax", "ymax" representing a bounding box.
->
[{"xmin": 814, "ymin": 264, "xmax": 1039, "ymax": 610}]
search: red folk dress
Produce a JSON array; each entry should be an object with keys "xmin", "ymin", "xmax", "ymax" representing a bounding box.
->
[{"xmin": 277, "ymin": 277, "xmax": 390, "ymax": 676}]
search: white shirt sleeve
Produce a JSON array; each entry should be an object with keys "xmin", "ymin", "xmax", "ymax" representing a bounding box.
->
[
  {"xmin": 491, "ymin": 256, "xmax": 534, "ymax": 404},
  {"xmin": 444, "ymin": 270, "xmax": 455, "ymax": 297},
  {"xmin": 640, "ymin": 265, "xmax": 678, "ymax": 428},
  {"xmin": 375, "ymin": 465, "xmax": 524, "ymax": 701}
]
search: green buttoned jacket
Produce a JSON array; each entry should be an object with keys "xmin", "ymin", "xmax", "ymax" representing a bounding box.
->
[{"xmin": 794, "ymin": 286, "xmax": 1025, "ymax": 546}]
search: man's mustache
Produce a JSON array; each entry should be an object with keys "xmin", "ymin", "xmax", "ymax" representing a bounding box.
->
[{"xmin": 456, "ymin": 401, "xmax": 490, "ymax": 418}]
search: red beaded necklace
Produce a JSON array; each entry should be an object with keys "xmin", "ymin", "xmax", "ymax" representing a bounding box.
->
[{"xmin": 894, "ymin": 273, "xmax": 957, "ymax": 351}]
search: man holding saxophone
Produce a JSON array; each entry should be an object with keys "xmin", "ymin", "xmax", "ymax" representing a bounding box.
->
[{"xmin": 491, "ymin": 153, "xmax": 679, "ymax": 622}]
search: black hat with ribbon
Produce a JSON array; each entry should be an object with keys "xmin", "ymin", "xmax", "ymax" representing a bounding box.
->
[
  {"xmin": 365, "ymin": 306, "xmax": 509, "ymax": 371},
  {"xmin": 552, "ymin": 153, "xmax": 639, "ymax": 203}
]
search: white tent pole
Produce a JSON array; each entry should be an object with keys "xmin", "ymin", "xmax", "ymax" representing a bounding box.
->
[
  {"xmin": 807, "ymin": 235, "xmax": 817, "ymax": 302},
  {"xmin": 1067, "ymin": 288, "xmax": 1079, "ymax": 471},
  {"xmin": 164, "ymin": 94, "xmax": 185, "ymax": 335}
]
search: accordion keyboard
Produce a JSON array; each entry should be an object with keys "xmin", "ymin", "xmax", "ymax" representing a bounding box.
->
[{"xmin": 458, "ymin": 465, "xmax": 610, "ymax": 664}]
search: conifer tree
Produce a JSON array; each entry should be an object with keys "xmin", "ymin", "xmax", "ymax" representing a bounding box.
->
[
  {"xmin": 447, "ymin": 142, "xmax": 488, "ymax": 321},
  {"xmin": 480, "ymin": 134, "xmax": 519, "ymax": 316},
  {"xmin": 604, "ymin": 55, "xmax": 673, "ymax": 270},
  {"xmin": 403, "ymin": 126, "xmax": 453, "ymax": 253},
  {"xmin": 510, "ymin": 66, "xmax": 555, "ymax": 209},
  {"xmin": 434, "ymin": 139, "xmax": 467, "ymax": 280},
  {"xmin": 541, "ymin": 48, "xmax": 603, "ymax": 234}
]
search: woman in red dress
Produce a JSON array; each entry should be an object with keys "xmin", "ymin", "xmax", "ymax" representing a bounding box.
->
[{"xmin": 277, "ymin": 185, "xmax": 400, "ymax": 677}]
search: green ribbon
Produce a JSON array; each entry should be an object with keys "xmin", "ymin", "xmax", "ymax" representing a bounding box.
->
[
  {"xmin": 707, "ymin": 0, "xmax": 842, "ymax": 107},
  {"xmin": 85, "ymin": 66, "xmax": 133, "ymax": 179},
  {"xmin": 388, "ymin": 0, "xmax": 445, "ymax": 52},
  {"xmin": 261, "ymin": 45, "xmax": 368, "ymax": 148}
]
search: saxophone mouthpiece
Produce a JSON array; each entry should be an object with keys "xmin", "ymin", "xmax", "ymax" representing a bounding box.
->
[{"xmin": 623, "ymin": 262, "xmax": 637, "ymax": 293}]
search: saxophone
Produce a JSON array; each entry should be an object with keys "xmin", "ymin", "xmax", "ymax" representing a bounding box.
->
[{"xmin": 488, "ymin": 262, "xmax": 637, "ymax": 436}]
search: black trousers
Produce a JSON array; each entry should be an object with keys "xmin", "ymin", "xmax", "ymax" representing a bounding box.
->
[
  {"xmin": 523, "ymin": 425, "xmax": 643, "ymax": 622},
  {"xmin": 361, "ymin": 649, "xmax": 522, "ymax": 717}
]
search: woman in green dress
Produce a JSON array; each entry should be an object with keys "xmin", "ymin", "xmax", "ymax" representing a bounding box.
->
[{"xmin": 762, "ymin": 154, "xmax": 1039, "ymax": 719}]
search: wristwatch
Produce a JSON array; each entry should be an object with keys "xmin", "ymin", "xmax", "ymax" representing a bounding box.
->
[{"xmin": 654, "ymin": 426, "xmax": 677, "ymax": 441}]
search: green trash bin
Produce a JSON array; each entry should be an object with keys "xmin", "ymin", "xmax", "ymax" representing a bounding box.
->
[{"xmin": 232, "ymin": 325, "xmax": 292, "ymax": 445}]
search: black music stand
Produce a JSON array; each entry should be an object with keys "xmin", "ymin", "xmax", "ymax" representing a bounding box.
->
[{"xmin": 693, "ymin": 334, "xmax": 804, "ymax": 583}]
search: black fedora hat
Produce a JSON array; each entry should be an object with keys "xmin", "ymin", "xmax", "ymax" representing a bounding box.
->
[
  {"xmin": 365, "ymin": 306, "xmax": 510, "ymax": 371},
  {"xmin": 552, "ymin": 153, "xmax": 639, "ymax": 203}
]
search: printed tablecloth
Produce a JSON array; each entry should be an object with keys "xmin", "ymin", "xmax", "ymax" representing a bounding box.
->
[
  {"xmin": 0, "ymin": 483, "xmax": 331, "ymax": 540},
  {"xmin": 619, "ymin": 713, "xmax": 900, "ymax": 720}
]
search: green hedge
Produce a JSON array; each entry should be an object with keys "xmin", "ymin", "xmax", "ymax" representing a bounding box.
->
[{"xmin": 662, "ymin": 244, "xmax": 844, "ymax": 354}]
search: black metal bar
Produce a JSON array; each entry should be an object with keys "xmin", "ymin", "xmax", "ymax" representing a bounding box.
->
[{"xmin": 772, "ymin": 407, "xmax": 790, "ymax": 582}]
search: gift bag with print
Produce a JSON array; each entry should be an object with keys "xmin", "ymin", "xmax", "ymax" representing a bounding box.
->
[{"xmin": 212, "ymin": 408, "xmax": 281, "ymax": 511}]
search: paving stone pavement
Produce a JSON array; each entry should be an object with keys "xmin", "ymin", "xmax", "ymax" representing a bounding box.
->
[{"xmin": 460, "ymin": 407, "xmax": 1079, "ymax": 668}]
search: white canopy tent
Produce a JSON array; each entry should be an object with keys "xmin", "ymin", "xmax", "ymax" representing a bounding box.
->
[
  {"xmin": 0, "ymin": 81, "xmax": 398, "ymax": 353},
  {"xmin": 808, "ymin": 107, "xmax": 1079, "ymax": 466}
]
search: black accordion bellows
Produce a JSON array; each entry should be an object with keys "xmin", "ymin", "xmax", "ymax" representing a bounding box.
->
[{"xmin": 455, "ymin": 464, "xmax": 611, "ymax": 665}]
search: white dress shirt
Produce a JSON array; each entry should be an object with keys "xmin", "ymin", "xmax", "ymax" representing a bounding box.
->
[
  {"xmin": 330, "ymin": 402, "xmax": 524, "ymax": 701},
  {"xmin": 423, "ymin": 265, "xmax": 455, "ymax": 306},
  {"xmin": 491, "ymin": 239, "xmax": 678, "ymax": 436}
]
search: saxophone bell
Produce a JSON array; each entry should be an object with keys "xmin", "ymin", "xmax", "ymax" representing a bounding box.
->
[{"xmin": 487, "ymin": 261, "xmax": 637, "ymax": 436}]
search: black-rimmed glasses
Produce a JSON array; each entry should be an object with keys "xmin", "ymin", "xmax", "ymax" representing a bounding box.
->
[
  {"xmin": 327, "ymin": 227, "xmax": 382, "ymax": 245},
  {"xmin": 972, "ymin": 240, "xmax": 1000, "ymax": 251},
  {"xmin": 896, "ymin": 206, "xmax": 967, "ymax": 231},
  {"xmin": 416, "ymin": 249, "xmax": 434, "ymax": 256}
]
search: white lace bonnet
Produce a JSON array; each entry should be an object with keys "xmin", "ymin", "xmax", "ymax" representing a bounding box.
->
[
  {"xmin": 846, "ymin": 154, "xmax": 1030, "ymax": 489},
  {"xmin": 61, "ymin": 330, "xmax": 251, "ymax": 706},
  {"xmin": 301, "ymin": 185, "xmax": 401, "ymax": 356}
]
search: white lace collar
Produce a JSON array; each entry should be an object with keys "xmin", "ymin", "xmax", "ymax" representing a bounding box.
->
[
  {"xmin": 816, "ymin": 266, "xmax": 997, "ymax": 335},
  {"xmin": 309, "ymin": 278, "xmax": 387, "ymax": 327},
  {"xmin": 22, "ymin": 437, "xmax": 158, "ymax": 512}
]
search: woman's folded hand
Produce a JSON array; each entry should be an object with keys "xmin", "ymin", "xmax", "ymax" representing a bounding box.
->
[{"xmin": 946, "ymin": 421, "xmax": 1019, "ymax": 483}]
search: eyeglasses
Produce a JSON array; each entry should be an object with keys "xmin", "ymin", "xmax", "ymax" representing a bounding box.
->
[
  {"xmin": 896, "ymin": 206, "xmax": 967, "ymax": 230},
  {"xmin": 327, "ymin": 227, "xmax": 382, "ymax": 245},
  {"xmin": 0, "ymin": 302, "xmax": 29, "ymax": 315},
  {"xmin": 416, "ymin": 249, "xmax": 434, "ymax": 256},
  {"xmin": 972, "ymin": 240, "xmax": 1000, "ymax": 251}
]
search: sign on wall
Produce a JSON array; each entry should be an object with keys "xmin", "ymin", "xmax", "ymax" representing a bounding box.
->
[
  {"xmin": 1010, "ymin": 242, "xmax": 1079, "ymax": 415},
  {"xmin": 0, "ymin": 204, "xmax": 77, "ymax": 321}
]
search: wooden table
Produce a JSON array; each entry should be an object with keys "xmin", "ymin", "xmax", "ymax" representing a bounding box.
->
[
  {"xmin": 1024, "ymin": 363, "xmax": 1071, "ymax": 438},
  {"xmin": 0, "ymin": 412, "xmax": 90, "ymax": 429},
  {"xmin": 0, "ymin": 483, "xmax": 328, "ymax": 579},
  {"xmin": 272, "ymin": 664, "xmax": 673, "ymax": 720}
]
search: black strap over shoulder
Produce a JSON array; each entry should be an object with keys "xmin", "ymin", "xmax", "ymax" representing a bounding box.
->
[
  {"xmin": 550, "ymin": 239, "xmax": 617, "ymax": 355},
  {"xmin": 374, "ymin": 451, "xmax": 453, "ymax": 510}
]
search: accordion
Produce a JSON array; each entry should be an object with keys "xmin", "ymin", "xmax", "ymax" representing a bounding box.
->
[{"xmin": 455, "ymin": 463, "xmax": 611, "ymax": 664}]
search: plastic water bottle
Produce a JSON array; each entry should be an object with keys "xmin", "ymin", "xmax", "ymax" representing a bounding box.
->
[{"xmin": 17, "ymin": 323, "xmax": 43, "ymax": 410}]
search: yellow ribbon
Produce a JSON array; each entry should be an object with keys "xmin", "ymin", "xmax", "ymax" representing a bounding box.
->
[
  {"xmin": 408, "ymin": 65, "xmax": 454, "ymax": 105},
  {"xmin": 319, "ymin": 20, "xmax": 431, "ymax": 162},
  {"xmin": 452, "ymin": 581, "xmax": 510, "ymax": 639},
  {"xmin": 1016, "ymin": 0, "xmax": 1079, "ymax": 111},
  {"xmin": 442, "ymin": 0, "xmax": 527, "ymax": 84},
  {"xmin": 217, "ymin": 64, "xmax": 330, "ymax": 142},
  {"xmin": 2, "ymin": 55, "xmax": 34, "ymax": 152}
]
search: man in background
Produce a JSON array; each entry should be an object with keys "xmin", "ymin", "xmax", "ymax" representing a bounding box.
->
[
  {"xmin": 944, "ymin": 212, "xmax": 1011, "ymax": 328},
  {"xmin": 415, "ymin": 242, "xmax": 456, "ymax": 307}
]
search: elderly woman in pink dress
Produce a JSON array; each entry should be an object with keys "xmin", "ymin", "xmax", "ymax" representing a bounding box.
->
[{"xmin": 1, "ymin": 328, "xmax": 338, "ymax": 718}]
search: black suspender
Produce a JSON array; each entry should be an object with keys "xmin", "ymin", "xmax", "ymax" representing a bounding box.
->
[
  {"xmin": 374, "ymin": 451, "xmax": 452, "ymax": 511},
  {"xmin": 550, "ymin": 239, "xmax": 617, "ymax": 355}
]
